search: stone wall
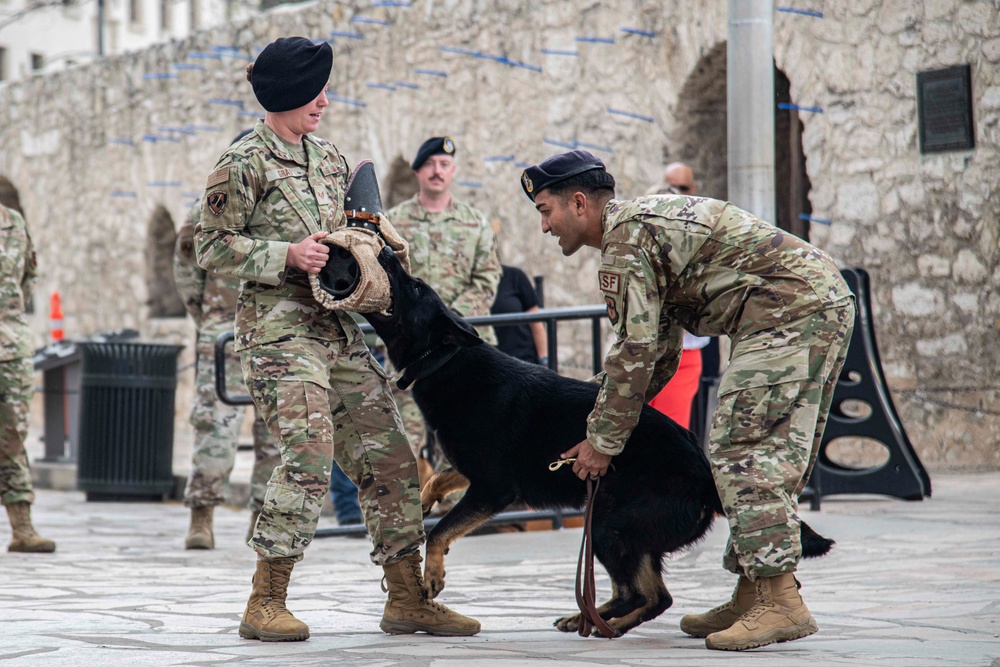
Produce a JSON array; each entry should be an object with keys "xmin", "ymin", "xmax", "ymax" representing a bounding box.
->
[{"xmin": 1, "ymin": 0, "xmax": 997, "ymax": 470}]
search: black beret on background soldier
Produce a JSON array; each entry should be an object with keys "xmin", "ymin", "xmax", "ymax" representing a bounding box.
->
[
  {"xmin": 521, "ymin": 150, "xmax": 855, "ymax": 651},
  {"xmin": 194, "ymin": 36, "xmax": 479, "ymax": 642}
]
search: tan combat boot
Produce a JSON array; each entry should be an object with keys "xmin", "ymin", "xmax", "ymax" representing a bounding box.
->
[
  {"xmin": 246, "ymin": 510, "xmax": 261, "ymax": 544},
  {"xmin": 184, "ymin": 506, "xmax": 214, "ymax": 549},
  {"xmin": 6, "ymin": 502, "xmax": 56, "ymax": 553},
  {"xmin": 239, "ymin": 558, "xmax": 310, "ymax": 642},
  {"xmin": 705, "ymin": 572, "xmax": 818, "ymax": 650},
  {"xmin": 380, "ymin": 552, "xmax": 481, "ymax": 636},
  {"xmin": 679, "ymin": 575, "xmax": 755, "ymax": 637}
]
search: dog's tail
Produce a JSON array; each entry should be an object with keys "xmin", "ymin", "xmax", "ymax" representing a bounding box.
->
[{"xmin": 800, "ymin": 520, "xmax": 835, "ymax": 558}]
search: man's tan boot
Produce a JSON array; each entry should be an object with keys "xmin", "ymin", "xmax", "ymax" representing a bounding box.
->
[
  {"xmin": 184, "ymin": 506, "xmax": 214, "ymax": 549},
  {"xmin": 380, "ymin": 552, "xmax": 481, "ymax": 636},
  {"xmin": 239, "ymin": 558, "xmax": 310, "ymax": 642},
  {"xmin": 679, "ymin": 575, "xmax": 755, "ymax": 637},
  {"xmin": 705, "ymin": 572, "xmax": 818, "ymax": 650},
  {"xmin": 6, "ymin": 502, "xmax": 56, "ymax": 553}
]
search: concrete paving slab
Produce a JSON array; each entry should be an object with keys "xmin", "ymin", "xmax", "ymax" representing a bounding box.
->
[{"xmin": 2, "ymin": 472, "xmax": 999, "ymax": 666}]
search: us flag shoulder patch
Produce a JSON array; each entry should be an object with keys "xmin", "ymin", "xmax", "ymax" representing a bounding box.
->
[{"xmin": 206, "ymin": 167, "xmax": 230, "ymax": 188}]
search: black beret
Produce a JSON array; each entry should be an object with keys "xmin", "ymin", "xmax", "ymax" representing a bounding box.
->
[
  {"xmin": 520, "ymin": 150, "xmax": 606, "ymax": 201},
  {"xmin": 411, "ymin": 136, "xmax": 456, "ymax": 170},
  {"xmin": 250, "ymin": 37, "xmax": 333, "ymax": 113}
]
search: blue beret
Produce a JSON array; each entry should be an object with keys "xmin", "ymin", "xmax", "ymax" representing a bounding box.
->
[
  {"xmin": 520, "ymin": 150, "xmax": 606, "ymax": 201},
  {"xmin": 411, "ymin": 136, "xmax": 456, "ymax": 170},
  {"xmin": 250, "ymin": 37, "xmax": 332, "ymax": 113}
]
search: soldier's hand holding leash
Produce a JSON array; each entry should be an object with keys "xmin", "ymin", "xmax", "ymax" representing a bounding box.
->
[{"xmin": 559, "ymin": 439, "xmax": 612, "ymax": 481}]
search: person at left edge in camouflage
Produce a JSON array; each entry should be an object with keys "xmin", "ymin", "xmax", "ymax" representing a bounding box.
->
[
  {"xmin": 194, "ymin": 36, "xmax": 480, "ymax": 641},
  {"xmin": 173, "ymin": 167, "xmax": 282, "ymax": 549},
  {"xmin": 385, "ymin": 137, "xmax": 501, "ymax": 488},
  {"xmin": 0, "ymin": 202, "xmax": 55, "ymax": 553},
  {"xmin": 521, "ymin": 151, "xmax": 855, "ymax": 651}
]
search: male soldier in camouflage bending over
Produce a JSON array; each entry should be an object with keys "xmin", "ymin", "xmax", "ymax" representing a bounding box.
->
[
  {"xmin": 521, "ymin": 150, "xmax": 855, "ymax": 651},
  {"xmin": 195, "ymin": 36, "xmax": 478, "ymax": 641}
]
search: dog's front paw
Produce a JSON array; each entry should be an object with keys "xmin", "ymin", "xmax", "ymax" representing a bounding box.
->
[
  {"xmin": 423, "ymin": 552, "xmax": 447, "ymax": 598},
  {"xmin": 554, "ymin": 613, "xmax": 581, "ymax": 633},
  {"xmin": 424, "ymin": 567, "xmax": 446, "ymax": 598}
]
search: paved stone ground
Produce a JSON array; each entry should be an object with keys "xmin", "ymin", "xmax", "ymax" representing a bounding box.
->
[{"xmin": 2, "ymin": 472, "xmax": 999, "ymax": 666}]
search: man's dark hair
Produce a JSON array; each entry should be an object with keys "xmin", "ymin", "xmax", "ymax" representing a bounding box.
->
[{"xmin": 545, "ymin": 168, "xmax": 616, "ymax": 201}]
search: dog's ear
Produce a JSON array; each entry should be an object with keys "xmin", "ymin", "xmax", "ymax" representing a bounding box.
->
[{"xmin": 443, "ymin": 310, "xmax": 484, "ymax": 348}]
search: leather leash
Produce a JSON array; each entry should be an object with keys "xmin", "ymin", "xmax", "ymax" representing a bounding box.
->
[
  {"xmin": 575, "ymin": 476, "xmax": 620, "ymax": 638},
  {"xmin": 549, "ymin": 458, "xmax": 620, "ymax": 638}
]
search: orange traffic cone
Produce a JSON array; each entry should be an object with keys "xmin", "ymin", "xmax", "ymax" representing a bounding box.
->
[{"xmin": 50, "ymin": 291, "xmax": 64, "ymax": 341}]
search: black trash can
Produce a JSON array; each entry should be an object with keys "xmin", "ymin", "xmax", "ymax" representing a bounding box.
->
[{"xmin": 76, "ymin": 342, "xmax": 184, "ymax": 501}]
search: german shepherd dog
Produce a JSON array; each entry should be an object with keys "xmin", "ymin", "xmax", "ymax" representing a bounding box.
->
[{"xmin": 363, "ymin": 247, "xmax": 833, "ymax": 636}]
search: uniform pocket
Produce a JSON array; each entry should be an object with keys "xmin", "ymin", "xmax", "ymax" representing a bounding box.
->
[
  {"xmin": 274, "ymin": 379, "xmax": 333, "ymax": 445},
  {"xmin": 715, "ymin": 347, "xmax": 810, "ymax": 450},
  {"xmin": 263, "ymin": 481, "xmax": 305, "ymax": 514}
]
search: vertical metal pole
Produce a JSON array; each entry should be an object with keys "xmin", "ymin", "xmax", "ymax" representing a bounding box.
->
[
  {"xmin": 591, "ymin": 317, "xmax": 602, "ymax": 375},
  {"xmin": 728, "ymin": 0, "xmax": 776, "ymax": 221},
  {"xmin": 97, "ymin": 0, "xmax": 105, "ymax": 56},
  {"xmin": 547, "ymin": 322, "xmax": 558, "ymax": 372}
]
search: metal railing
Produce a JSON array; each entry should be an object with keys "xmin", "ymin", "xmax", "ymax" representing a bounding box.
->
[
  {"xmin": 213, "ymin": 305, "xmax": 607, "ymax": 537},
  {"xmin": 213, "ymin": 305, "xmax": 608, "ymax": 407}
]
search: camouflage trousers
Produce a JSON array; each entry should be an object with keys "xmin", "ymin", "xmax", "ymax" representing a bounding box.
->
[
  {"xmin": 184, "ymin": 332, "xmax": 280, "ymax": 511},
  {"xmin": 241, "ymin": 334, "xmax": 424, "ymax": 565},
  {"xmin": 709, "ymin": 300, "xmax": 855, "ymax": 580},
  {"xmin": 0, "ymin": 357, "xmax": 34, "ymax": 506}
]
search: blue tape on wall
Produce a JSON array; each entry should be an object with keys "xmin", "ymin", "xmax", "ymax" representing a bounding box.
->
[
  {"xmin": 798, "ymin": 213, "xmax": 832, "ymax": 225},
  {"xmin": 776, "ymin": 6, "xmax": 824, "ymax": 18},
  {"xmin": 607, "ymin": 108, "xmax": 654, "ymax": 122},
  {"xmin": 778, "ymin": 102, "xmax": 824, "ymax": 113}
]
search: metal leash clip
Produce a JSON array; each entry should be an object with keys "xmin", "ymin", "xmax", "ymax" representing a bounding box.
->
[{"xmin": 548, "ymin": 457, "xmax": 577, "ymax": 471}]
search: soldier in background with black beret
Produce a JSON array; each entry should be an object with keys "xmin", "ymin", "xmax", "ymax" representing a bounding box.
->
[
  {"xmin": 521, "ymin": 150, "xmax": 854, "ymax": 651},
  {"xmin": 385, "ymin": 137, "xmax": 501, "ymax": 490}
]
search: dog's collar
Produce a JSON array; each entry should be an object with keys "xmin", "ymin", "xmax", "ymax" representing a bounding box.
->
[{"xmin": 396, "ymin": 345, "xmax": 461, "ymax": 390}]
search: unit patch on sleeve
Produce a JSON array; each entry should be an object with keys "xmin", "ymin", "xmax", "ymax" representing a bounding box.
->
[
  {"xmin": 605, "ymin": 296, "xmax": 619, "ymax": 326},
  {"xmin": 207, "ymin": 191, "xmax": 228, "ymax": 216}
]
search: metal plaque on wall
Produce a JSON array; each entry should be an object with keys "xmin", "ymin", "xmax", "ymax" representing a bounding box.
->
[{"xmin": 917, "ymin": 65, "xmax": 975, "ymax": 154}]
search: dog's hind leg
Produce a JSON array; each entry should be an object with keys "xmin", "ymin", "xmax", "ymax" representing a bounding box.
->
[
  {"xmin": 420, "ymin": 467, "xmax": 471, "ymax": 517},
  {"xmin": 554, "ymin": 581, "xmax": 634, "ymax": 633},
  {"xmin": 425, "ymin": 484, "xmax": 513, "ymax": 599},
  {"xmin": 593, "ymin": 553, "xmax": 673, "ymax": 637}
]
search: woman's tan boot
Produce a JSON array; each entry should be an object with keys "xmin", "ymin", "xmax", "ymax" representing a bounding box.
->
[{"xmin": 238, "ymin": 558, "xmax": 310, "ymax": 642}]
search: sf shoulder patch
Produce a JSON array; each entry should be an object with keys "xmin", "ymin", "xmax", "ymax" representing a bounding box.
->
[
  {"xmin": 207, "ymin": 191, "xmax": 227, "ymax": 216},
  {"xmin": 598, "ymin": 270, "xmax": 621, "ymax": 295}
]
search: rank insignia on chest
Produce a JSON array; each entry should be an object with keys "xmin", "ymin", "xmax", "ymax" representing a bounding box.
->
[
  {"xmin": 207, "ymin": 191, "xmax": 228, "ymax": 216},
  {"xmin": 598, "ymin": 270, "xmax": 621, "ymax": 295}
]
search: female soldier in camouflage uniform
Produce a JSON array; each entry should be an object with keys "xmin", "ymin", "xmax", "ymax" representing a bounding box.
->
[
  {"xmin": 521, "ymin": 150, "xmax": 854, "ymax": 651},
  {"xmin": 195, "ymin": 37, "xmax": 479, "ymax": 642}
]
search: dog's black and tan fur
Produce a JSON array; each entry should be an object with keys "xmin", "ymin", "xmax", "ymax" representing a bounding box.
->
[{"xmin": 364, "ymin": 247, "xmax": 833, "ymax": 636}]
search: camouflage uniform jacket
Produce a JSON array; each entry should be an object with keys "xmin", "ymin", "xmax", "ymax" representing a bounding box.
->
[
  {"xmin": 174, "ymin": 203, "xmax": 240, "ymax": 337},
  {"xmin": 590, "ymin": 195, "xmax": 853, "ymax": 456},
  {"xmin": 195, "ymin": 120, "xmax": 360, "ymax": 352},
  {"xmin": 0, "ymin": 205, "xmax": 37, "ymax": 362},
  {"xmin": 386, "ymin": 195, "xmax": 501, "ymax": 322}
]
